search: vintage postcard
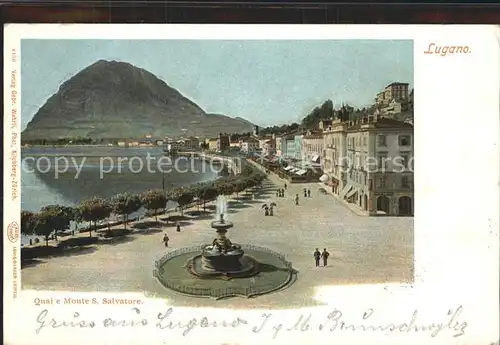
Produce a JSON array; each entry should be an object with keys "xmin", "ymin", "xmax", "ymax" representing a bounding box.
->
[{"xmin": 3, "ymin": 24, "xmax": 499, "ymax": 345}]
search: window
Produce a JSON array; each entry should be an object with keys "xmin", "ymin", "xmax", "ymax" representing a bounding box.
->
[
  {"xmin": 378, "ymin": 135, "xmax": 387, "ymax": 146},
  {"xmin": 378, "ymin": 177, "xmax": 386, "ymax": 188},
  {"xmin": 363, "ymin": 137, "xmax": 367, "ymax": 146},
  {"xmin": 400, "ymin": 154, "xmax": 409, "ymax": 169},
  {"xmin": 401, "ymin": 176, "xmax": 410, "ymax": 188},
  {"xmin": 378, "ymin": 154, "xmax": 388, "ymax": 170},
  {"xmin": 399, "ymin": 135, "xmax": 411, "ymax": 146}
]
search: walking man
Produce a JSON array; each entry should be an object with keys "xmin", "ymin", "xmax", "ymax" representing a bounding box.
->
[
  {"xmin": 163, "ymin": 233, "xmax": 169, "ymax": 247},
  {"xmin": 303, "ymin": 188, "xmax": 307, "ymax": 198},
  {"xmin": 284, "ymin": 183, "xmax": 287, "ymax": 190},
  {"xmin": 321, "ymin": 248, "xmax": 330, "ymax": 266},
  {"xmin": 295, "ymin": 194, "xmax": 299, "ymax": 205},
  {"xmin": 176, "ymin": 222, "xmax": 181, "ymax": 232},
  {"xmin": 313, "ymin": 248, "xmax": 321, "ymax": 267},
  {"xmin": 307, "ymin": 189, "xmax": 311, "ymax": 197}
]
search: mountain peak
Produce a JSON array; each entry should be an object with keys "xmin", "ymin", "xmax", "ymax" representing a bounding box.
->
[{"xmin": 22, "ymin": 60, "xmax": 254, "ymax": 140}]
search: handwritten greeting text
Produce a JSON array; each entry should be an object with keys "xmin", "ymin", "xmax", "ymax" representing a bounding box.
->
[{"xmin": 35, "ymin": 306, "xmax": 468, "ymax": 339}]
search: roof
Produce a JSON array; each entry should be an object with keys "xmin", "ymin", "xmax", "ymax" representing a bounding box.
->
[
  {"xmin": 208, "ymin": 137, "xmax": 218, "ymax": 141},
  {"xmin": 346, "ymin": 117, "xmax": 413, "ymax": 132},
  {"xmin": 386, "ymin": 82, "xmax": 409, "ymax": 88},
  {"xmin": 303, "ymin": 134, "xmax": 323, "ymax": 139}
]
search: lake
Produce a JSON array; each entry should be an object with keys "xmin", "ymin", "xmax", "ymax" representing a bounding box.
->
[{"xmin": 20, "ymin": 146, "xmax": 222, "ymax": 244}]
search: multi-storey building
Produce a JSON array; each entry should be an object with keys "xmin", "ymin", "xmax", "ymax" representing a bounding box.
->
[
  {"xmin": 183, "ymin": 136, "xmax": 200, "ymax": 151},
  {"xmin": 216, "ymin": 133, "xmax": 230, "ymax": 152},
  {"xmin": 322, "ymin": 115, "xmax": 413, "ymax": 216},
  {"xmin": 207, "ymin": 138, "xmax": 218, "ymax": 151},
  {"xmin": 293, "ymin": 134, "xmax": 304, "ymax": 161},
  {"xmin": 375, "ymin": 82, "xmax": 410, "ymax": 106},
  {"xmin": 240, "ymin": 137, "xmax": 259, "ymax": 153},
  {"xmin": 262, "ymin": 138, "xmax": 276, "ymax": 157},
  {"xmin": 301, "ymin": 133, "xmax": 323, "ymax": 165},
  {"xmin": 282, "ymin": 134, "xmax": 295, "ymax": 159},
  {"xmin": 275, "ymin": 135, "xmax": 283, "ymax": 156},
  {"xmin": 384, "ymin": 82, "xmax": 409, "ymax": 103}
]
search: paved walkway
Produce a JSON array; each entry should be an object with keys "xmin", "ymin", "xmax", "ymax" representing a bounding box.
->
[{"xmin": 22, "ymin": 173, "xmax": 414, "ymax": 308}]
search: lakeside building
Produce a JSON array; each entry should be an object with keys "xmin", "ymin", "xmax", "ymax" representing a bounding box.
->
[
  {"xmin": 275, "ymin": 135, "xmax": 283, "ymax": 156},
  {"xmin": 262, "ymin": 138, "xmax": 276, "ymax": 157},
  {"xmin": 302, "ymin": 132, "xmax": 323, "ymax": 166},
  {"xmin": 216, "ymin": 133, "xmax": 230, "ymax": 152},
  {"xmin": 321, "ymin": 115, "xmax": 413, "ymax": 216},
  {"xmin": 230, "ymin": 140, "xmax": 240, "ymax": 149},
  {"xmin": 293, "ymin": 134, "xmax": 304, "ymax": 161},
  {"xmin": 207, "ymin": 138, "xmax": 218, "ymax": 151},
  {"xmin": 240, "ymin": 137, "xmax": 259, "ymax": 153},
  {"xmin": 183, "ymin": 136, "xmax": 200, "ymax": 151}
]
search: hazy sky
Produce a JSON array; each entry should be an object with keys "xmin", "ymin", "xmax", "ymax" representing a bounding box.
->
[{"xmin": 21, "ymin": 39, "xmax": 413, "ymax": 128}]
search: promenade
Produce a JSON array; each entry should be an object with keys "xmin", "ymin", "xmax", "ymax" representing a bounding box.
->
[{"xmin": 21, "ymin": 173, "xmax": 414, "ymax": 308}]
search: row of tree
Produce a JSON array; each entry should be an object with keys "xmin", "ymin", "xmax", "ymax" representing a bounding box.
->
[{"xmin": 21, "ymin": 164, "xmax": 267, "ymax": 246}]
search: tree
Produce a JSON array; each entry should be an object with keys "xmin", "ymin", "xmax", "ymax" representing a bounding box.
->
[
  {"xmin": 176, "ymin": 191, "xmax": 194, "ymax": 216},
  {"xmin": 111, "ymin": 193, "xmax": 142, "ymax": 230},
  {"xmin": 199, "ymin": 185, "xmax": 218, "ymax": 212},
  {"xmin": 79, "ymin": 197, "xmax": 111, "ymax": 237},
  {"xmin": 216, "ymin": 181, "xmax": 236, "ymax": 196},
  {"xmin": 64, "ymin": 206, "xmax": 82, "ymax": 236},
  {"xmin": 40, "ymin": 205, "xmax": 71, "ymax": 241},
  {"xmin": 141, "ymin": 189, "xmax": 167, "ymax": 224},
  {"xmin": 21, "ymin": 210, "xmax": 38, "ymax": 236},
  {"xmin": 34, "ymin": 209, "xmax": 58, "ymax": 246}
]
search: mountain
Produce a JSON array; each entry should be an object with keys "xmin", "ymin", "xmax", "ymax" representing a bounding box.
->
[{"xmin": 22, "ymin": 60, "xmax": 255, "ymax": 140}]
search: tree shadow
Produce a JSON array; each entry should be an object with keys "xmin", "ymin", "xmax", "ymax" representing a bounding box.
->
[
  {"xmin": 163, "ymin": 221, "xmax": 194, "ymax": 227},
  {"xmin": 134, "ymin": 228, "xmax": 163, "ymax": 235},
  {"xmin": 166, "ymin": 215, "xmax": 192, "ymax": 222},
  {"xmin": 132, "ymin": 221, "xmax": 162, "ymax": 229},
  {"xmin": 21, "ymin": 245, "xmax": 98, "ymax": 264},
  {"xmin": 227, "ymin": 203, "xmax": 252, "ymax": 209},
  {"xmin": 205, "ymin": 205, "xmax": 217, "ymax": 211},
  {"xmin": 185, "ymin": 210, "xmax": 211, "ymax": 217},
  {"xmin": 21, "ymin": 258, "xmax": 45, "ymax": 269},
  {"xmin": 98, "ymin": 235, "xmax": 136, "ymax": 246}
]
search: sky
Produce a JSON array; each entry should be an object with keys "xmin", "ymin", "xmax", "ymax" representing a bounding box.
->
[{"xmin": 21, "ymin": 39, "xmax": 413, "ymax": 128}]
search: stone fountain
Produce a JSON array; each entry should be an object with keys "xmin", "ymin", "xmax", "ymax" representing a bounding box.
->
[{"xmin": 188, "ymin": 196, "xmax": 258, "ymax": 279}]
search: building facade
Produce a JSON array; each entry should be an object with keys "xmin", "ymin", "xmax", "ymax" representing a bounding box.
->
[
  {"xmin": 240, "ymin": 137, "xmax": 259, "ymax": 153},
  {"xmin": 207, "ymin": 138, "xmax": 218, "ymax": 151},
  {"xmin": 183, "ymin": 136, "xmax": 200, "ymax": 151},
  {"xmin": 322, "ymin": 116, "xmax": 413, "ymax": 216},
  {"xmin": 262, "ymin": 138, "xmax": 276, "ymax": 157},
  {"xmin": 293, "ymin": 134, "xmax": 303, "ymax": 161},
  {"xmin": 301, "ymin": 133, "xmax": 324, "ymax": 164},
  {"xmin": 275, "ymin": 135, "xmax": 283, "ymax": 156},
  {"xmin": 216, "ymin": 133, "xmax": 230, "ymax": 152}
]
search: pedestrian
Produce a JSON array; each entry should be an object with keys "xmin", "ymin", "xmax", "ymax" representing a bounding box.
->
[
  {"xmin": 307, "ymin": 189, "xmax": 311, "ymax": 197},
  {"xmin": 176, "ymin": 222, "xmax": 181, "ymax": 232},
  {"xmin": 163, "ymin": 233, "xmax": 169, "ymax": 247},
  {"xmin": 270, "ymin": 205, "xmax": 274, "ymax": 216},
  {"xmin": 295, "ymin": 194, "xmax": 299, "ymax": 205},
  {"xmin": 284, "ymin": 183, "xmax": 287, "ymax": 190},
  {"xmin": 264, "ymin": 206, "xmax": 269, "ymax": 216},
  {"xmin": 276, "ymin": 190, "xmax": 280, "ymax": 197},
  {"xmin": 313, "ymin": 248, "xmax": 321, "ymax": 267},
  {"xmin": 321, "ymin": 248, "xmax": 330, "ymax": 266}
]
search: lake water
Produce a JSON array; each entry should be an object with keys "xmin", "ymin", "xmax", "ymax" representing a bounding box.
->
[{"xmin": 20, "ymin": 146, "xmax": 221, "ymax": 244}]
